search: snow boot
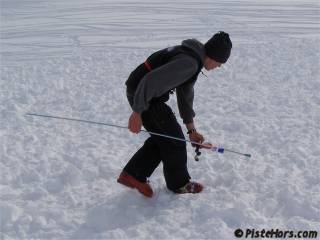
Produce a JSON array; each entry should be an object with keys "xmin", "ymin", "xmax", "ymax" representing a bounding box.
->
[
  {"xmin": 117, "ymin": 171, "xmax": 153, "ymax": 198},
  {"xmin": 174, "ymin": 181, "xmax": 203, "ymax": 194}
]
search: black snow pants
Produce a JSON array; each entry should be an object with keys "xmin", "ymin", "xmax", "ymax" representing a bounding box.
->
[{"xmin": 124, "ymin": 94, "xmax": 191, "ymax": 191}]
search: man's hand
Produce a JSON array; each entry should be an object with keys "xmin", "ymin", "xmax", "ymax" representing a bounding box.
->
[
  {"xmin": 128, "ymin": 111, "xmax": 142, "ymax": 133},
  {"xmin": 189, "ymin": 131, "xmax": 205, "ymax": 146}
]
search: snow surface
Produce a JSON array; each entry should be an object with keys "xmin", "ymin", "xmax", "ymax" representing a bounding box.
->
[{"xmin": 1, "ymin": 0, "xmax": 320, "ymax": 239}]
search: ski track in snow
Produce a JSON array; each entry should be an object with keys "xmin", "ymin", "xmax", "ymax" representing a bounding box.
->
[{"xmin": 1, "ymin": 0, "xmax": 320, "ymax": 239}]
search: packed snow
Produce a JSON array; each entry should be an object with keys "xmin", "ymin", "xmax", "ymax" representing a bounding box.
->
[{"xmin": 1, "ymin": 0, "xmax": 320, "ymax": 239}]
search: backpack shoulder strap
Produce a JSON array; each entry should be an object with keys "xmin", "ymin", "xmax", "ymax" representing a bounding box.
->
[{"xmin": 145, "ymin": 45, "xmax": 203, "ymax": 72}]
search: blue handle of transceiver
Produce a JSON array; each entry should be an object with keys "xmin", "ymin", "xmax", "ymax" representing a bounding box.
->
[{"xmin": 217, "ymin": 148, "xmax": 224, "ymax": 154}]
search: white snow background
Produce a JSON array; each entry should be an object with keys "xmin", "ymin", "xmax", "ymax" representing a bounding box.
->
[{"xmin": 1, "ymin": 0, "xmax": 320, "ymax": 239}]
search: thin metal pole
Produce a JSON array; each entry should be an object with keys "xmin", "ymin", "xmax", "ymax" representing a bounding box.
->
[
  {"xmin": 223, "ymin": 148, "xmax": 251, "ymax": 158},
  {"xmin": 25, "ymin": 113, "xmax": 200, "ymax": 145},
  {"xmin": 25, "ymin": 113, "xmax": 251, "ymax": 158}
]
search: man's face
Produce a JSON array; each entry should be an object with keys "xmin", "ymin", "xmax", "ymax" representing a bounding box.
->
[{"xmin": 204, "ymin": 57, "xmax": 222, "ymax": 71}]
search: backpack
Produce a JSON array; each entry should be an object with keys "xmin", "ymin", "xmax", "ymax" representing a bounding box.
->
[{"xmin": 125, "ymin": 45, "xmax": 203, "ymax": 102}]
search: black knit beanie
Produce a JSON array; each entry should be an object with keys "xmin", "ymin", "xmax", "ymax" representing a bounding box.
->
[{"xmin": 204, "ymin": 31, "xmax": 232, "ymax": 63}]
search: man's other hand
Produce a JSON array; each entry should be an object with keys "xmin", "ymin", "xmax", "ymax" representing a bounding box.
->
[{"xmin": 128, "ymin": 112, "xmax": 142, "ymax": 133}]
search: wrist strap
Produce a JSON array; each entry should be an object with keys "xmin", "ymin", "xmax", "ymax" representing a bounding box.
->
[{"xmin": 187, "ymin": 129, "xmax": 196, "ymax": 134}]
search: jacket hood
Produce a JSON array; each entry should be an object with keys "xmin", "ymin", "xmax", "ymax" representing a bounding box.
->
[{"xmin": 181, "ymin": 39, "xmax": 205, "ymax": 64}]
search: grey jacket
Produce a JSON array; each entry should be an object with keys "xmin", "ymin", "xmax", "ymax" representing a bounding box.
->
[{"xmin": 132, "ymin": 39, "xmax": 205, "ymax": 124}]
